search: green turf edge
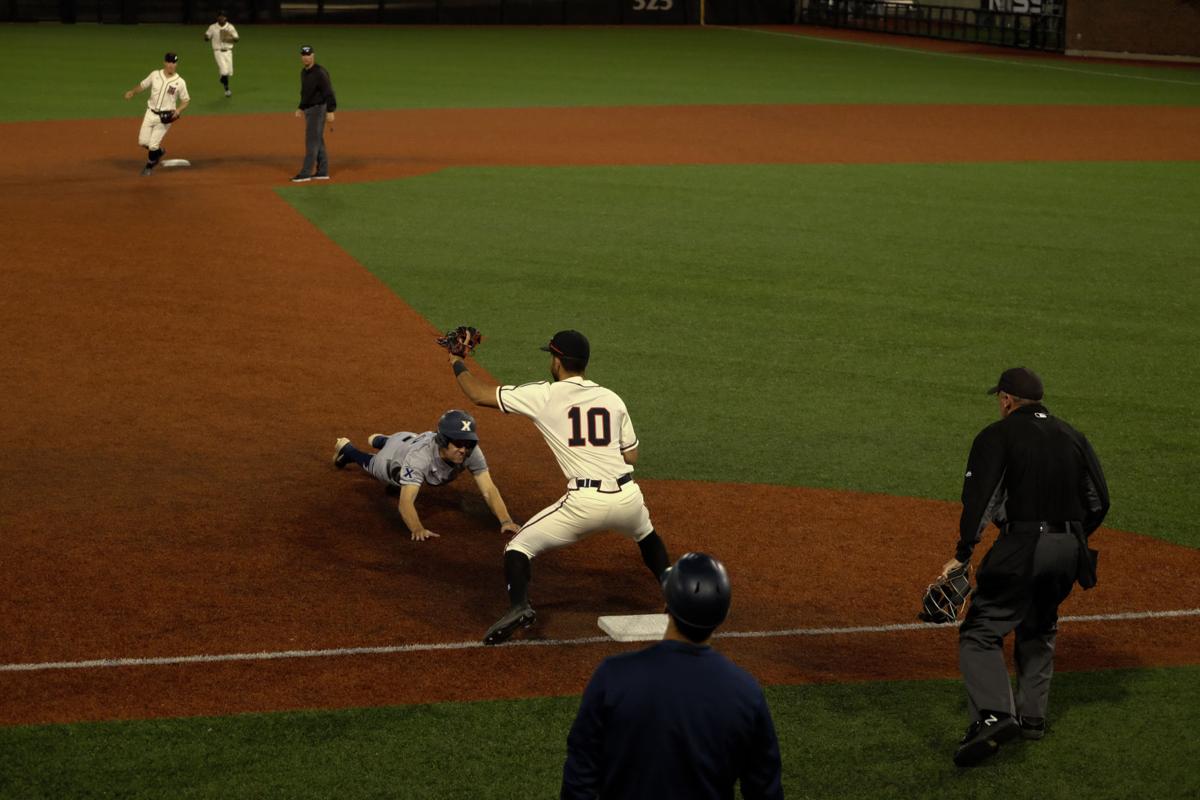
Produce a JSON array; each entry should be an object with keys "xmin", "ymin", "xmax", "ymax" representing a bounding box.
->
[
  {"xmin": 278, "ymin": 161, "xmax": 1200, "ymax": 549},
  {"xmin": 2, "ymin": 25, "xmax": 1199, "ymax": 122},
  {"xmin": 2, "ymin": 665, "xmax": 1196, "ymax": 799}
]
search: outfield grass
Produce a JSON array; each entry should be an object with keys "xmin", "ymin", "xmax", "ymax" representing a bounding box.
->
[
  {"xmin": 2, "ymin": 25, "xmax": 1200, "ymax": 122},
  {"xmin": 282, "ymin": 161, "xmax": 1200, "ymax": 548},
  {"xmin": 2, "ymin": 665, "xmax": 1195, "ymax": 799}
]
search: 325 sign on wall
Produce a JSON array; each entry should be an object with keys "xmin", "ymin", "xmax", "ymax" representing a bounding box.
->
[{"xmin": 631, "ymin": 0, "xmax": 674, "ymax": 9}]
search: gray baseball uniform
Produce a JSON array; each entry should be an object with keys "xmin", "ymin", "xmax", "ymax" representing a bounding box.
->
[{"xmin": 365, "ymin": 431, "xmax": 488, "ymax": 488}]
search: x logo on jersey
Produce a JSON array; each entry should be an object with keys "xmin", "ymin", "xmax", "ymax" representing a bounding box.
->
[{"xmin": 403, "ymin": 467, "xmax": 416, "ymax": 480}]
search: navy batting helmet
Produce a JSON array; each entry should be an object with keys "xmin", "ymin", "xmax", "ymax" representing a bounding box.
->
[
  {"xmin": 435, "ymin": 409, "xmax": 479, "ymax": 447},
  {"xmin": 662, "ymin": 552, "xmax": 731, "ymax": 630}
]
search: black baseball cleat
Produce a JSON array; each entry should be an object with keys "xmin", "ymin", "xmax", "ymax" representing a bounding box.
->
[
  {"xmin": 291, "ymin": 174, "xmax": 312, "ymax": 183},
  {"xmin": 1019, "ymin": 716, "xmax": 1046, "ymax": 740},
  {"xmin": 332, "ymin": 437, "xmax": 352, "ymax": 469},
  {"xmin": 483, "ymin": 602, "xmax": 537, "ymax": 645},
  {"xmin": 953, "ymin": 713, "xmax": 1020, "ymax": 767}
]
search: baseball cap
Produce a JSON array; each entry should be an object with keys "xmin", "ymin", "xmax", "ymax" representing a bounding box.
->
[
  {"xmin": 540, "ymin": 330, "xmax": 590, "ymax": 363},
  {"xmin": 300, "ymin": 45, "xmax": 314, "ymax": 55},
  {"xmin": 164, "ymin": 52, "xmax": 179, "ymax": 63},
  {"xmin": 988, "ymin": 367, "xmax": 1044, "ymax": 401}
]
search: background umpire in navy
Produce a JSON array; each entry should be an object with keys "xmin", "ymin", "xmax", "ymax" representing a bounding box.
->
[
  {"xmin": 561, "ymin": 553, "xmax": 783, "ymax": 799},
  {"xmin": 292, "ymin": 45, "xmax": 336, "ymax": 182},
  {"xmin": 940, "ymin": 367, "xmax": 1109, "ymax": 766}
]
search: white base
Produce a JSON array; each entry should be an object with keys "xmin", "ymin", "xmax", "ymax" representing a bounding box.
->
[
  {"xmin": 161, "ymin": 159, "xmax": 191, "ymax": 168},
  {"xmin": 597, "ymin": 613, "xmax": 668, "ymax": 642}
]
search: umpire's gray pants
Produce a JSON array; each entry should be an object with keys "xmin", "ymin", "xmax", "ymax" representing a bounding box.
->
[
  {"xmin": 300, "ymin": 106, "xmax": 328, "ymax": 177},
  {"xmin": 959, "ymin": 531, "xmax": 1079, "ymax": 721}
]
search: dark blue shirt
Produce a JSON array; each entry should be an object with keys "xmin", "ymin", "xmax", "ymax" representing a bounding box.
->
[{"xmin": 561, "ymin": 640, "xmax": 784, "ymax": 800}]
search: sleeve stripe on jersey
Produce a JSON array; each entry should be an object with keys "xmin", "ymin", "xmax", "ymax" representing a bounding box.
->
[
  {"xmin": 619, "ymin": 438, "xmax": 639, "ymax": 453},
  {"xmin": 497, "ymin": 386, "xmax": 509, "ymax": 414}
]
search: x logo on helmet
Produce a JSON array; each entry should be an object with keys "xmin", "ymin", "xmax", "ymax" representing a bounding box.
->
[{"xmin": 461, "ymin": 421, "xmax": 473, "ymax": 432}]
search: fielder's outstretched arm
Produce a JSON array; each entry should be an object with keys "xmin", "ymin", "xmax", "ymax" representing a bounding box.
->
[{"xmin": 449, "ymin": 355, "xmax": 500, "ymax": 409}]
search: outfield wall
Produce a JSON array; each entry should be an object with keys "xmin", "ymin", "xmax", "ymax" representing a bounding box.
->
[
  {"xmin": 4, "ymin": 0, "xmax": 792, "ymax": 23},
  {"xmin": 1066, "ymin": 0, "xmax": 1200, "ymax": 59}
]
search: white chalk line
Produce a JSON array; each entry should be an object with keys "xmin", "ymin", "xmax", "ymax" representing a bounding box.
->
[
  {"xmin": 2, "ymin": 608, "xmax": 1197, "ymax": 674},
  {"xmin": 713, "ymin": 26, "xmax": 1200, "ymax": 88}
]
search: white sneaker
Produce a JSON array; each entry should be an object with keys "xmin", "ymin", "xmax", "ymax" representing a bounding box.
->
[{"xmin": 224, "ymin": 89, "xmax": 232, "ymax": 97}]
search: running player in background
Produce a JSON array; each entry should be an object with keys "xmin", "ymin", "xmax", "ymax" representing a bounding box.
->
[
  {"xmin": 203, "ymin": 10, "xmax": 239, "ymax": 97},
  {"xmin": 449, "ymin": 330, "xmax": 671, "ymax": 645}
]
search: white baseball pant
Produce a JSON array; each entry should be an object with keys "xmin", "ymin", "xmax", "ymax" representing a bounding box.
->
[
  {"xmin": 138, "ymin": 109, "xmax": 171, "ymax": 150},
  {"xmin": 505, "ymin": 481, "xmax": 654, "ymax": 559},
  {"xmin": 213, "ymin": 50, "xmax": 234, "ymax": 77}
]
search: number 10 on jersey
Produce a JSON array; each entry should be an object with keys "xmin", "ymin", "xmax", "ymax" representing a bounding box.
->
[{"xmin": 567, "ymin": 407, "xmax": 612, "ymax": 447}]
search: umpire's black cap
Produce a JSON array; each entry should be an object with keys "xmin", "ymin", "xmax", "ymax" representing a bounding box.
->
[
  {"xmin": 541, "ymin": 330, "xmax": 589, "ymax": 364},
  {"xmin": 988, "ymin": 367, "xmax": 1044, "ymax": 401},
  {"xmin": 300, "ymin": 45, "xmax": 314, "ymax": 55}
]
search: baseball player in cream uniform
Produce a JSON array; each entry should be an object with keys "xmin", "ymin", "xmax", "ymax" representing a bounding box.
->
[
  {"xmin": 449, "ymin": 329, "xmax": 671, "ymax": 645},
  {"xmin": 203, "ymin": 11, "xmax": 238, "ymax": 97},
  {"xmin": 123, "ymin": 52, "xmax": 190, "ymax": 176}
]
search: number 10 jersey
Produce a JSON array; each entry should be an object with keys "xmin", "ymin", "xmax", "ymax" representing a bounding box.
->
[{"xmin": 497, "ymin": 376, "xmax": 638, "ymax": 485}]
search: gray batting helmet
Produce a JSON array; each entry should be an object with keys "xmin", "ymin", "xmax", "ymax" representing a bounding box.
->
[
  {"xmin": 435, "ymin": 409, "xmax": 479, "ymax": 447},
  {"xmin": 662, "ymin": 552, "xmax": 731, "ymax": 630}
]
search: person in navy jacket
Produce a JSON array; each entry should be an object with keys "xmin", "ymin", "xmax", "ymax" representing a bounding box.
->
[{"xmin": 561, "ymin": 552, "xmax": 784, "ymax": 800}]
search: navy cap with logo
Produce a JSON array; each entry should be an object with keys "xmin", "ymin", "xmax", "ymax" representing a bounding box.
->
[
  {"xmin": 540, "ymin": 330, "xmax": 590, "ymax": 364},
  {"xmin": 164, "ymin": 52, "xmax": 179, "ymax": 63},
  {"xmin": 300, "ymin": 45, "xmax": 314, "ymax": 55},
  {"xmin": 988, "ymin": 367, "xmax": 1044, "ymax": 401}
]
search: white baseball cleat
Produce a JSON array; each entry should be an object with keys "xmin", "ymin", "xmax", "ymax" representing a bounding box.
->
[{"xmin": 332, "ymin": 437, "xmax": 352, "ymax": 469}]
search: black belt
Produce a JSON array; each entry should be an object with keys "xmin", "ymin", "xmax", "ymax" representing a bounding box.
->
[
  {"xmin": 1006, "ymin": 521, "xmax": 1079, "ymax": 535},
  {"xmin": 574, "ymin": 474, "xmax": 632, "ymax": 490}
]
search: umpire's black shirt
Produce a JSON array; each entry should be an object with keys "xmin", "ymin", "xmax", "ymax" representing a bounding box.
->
[
  {"xmin": 956, "ymin": 403, "xmax": 1110, "ymax": 562},
  {"xmin": 298, "ymin": 64, "xmax": 337, "ymax": 111},
  {"xmin": 561, "ymin": 640, "xmax": 783, "ymax": 800}
]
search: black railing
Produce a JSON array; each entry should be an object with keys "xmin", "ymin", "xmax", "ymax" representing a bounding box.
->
[{"xmin": 794, "ymin": 0, "xmax": 1066, "ymax": 52}]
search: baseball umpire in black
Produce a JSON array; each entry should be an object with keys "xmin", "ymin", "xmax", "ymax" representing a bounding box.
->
[
  {"xmin": 940, "ymin": 367, "xmax": 1109, "ymax": 767},
  {"xmin": 561, "ymin": 553, "xmax": 783, "ymax": 800},
  {"xmin": 293, "ymin": 45, "xmax": 336, "ymax": 182}
]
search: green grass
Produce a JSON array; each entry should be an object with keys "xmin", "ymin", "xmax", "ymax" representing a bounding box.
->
[
  {"xmin": 281, "ymin": 161, "xmax": 1200, "ymax": 547},
  {"xmin": 2, "ymin": 24, "xmax": 1199, "ymax": 122},
  {"xmin": 2, "ymin": 665, "xmax": 1195, "ymax": 799}
]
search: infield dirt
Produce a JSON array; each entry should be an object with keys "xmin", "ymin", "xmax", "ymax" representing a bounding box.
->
[{"xmin": 2, "ymin": 102, "xmax": 1199, "ymax": 724}]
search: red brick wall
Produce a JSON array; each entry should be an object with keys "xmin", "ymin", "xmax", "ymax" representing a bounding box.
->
[{"xmin": 1067, "ymin": 0, "xmax": 1200, "ymax": 57}]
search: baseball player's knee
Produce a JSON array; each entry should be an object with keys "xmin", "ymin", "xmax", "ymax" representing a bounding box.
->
[{"xmin": 504, "ymin": 540, "xmax": 538, "ymax": 560}]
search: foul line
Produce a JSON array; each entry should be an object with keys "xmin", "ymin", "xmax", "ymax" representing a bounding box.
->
[
  {"xmin": 2, "ymin": 608, "xmax": 1197, "ymax": 674},
  {"xmin": 715, "ymin": 26, "xmax": 1200, "ymax": 88}
]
